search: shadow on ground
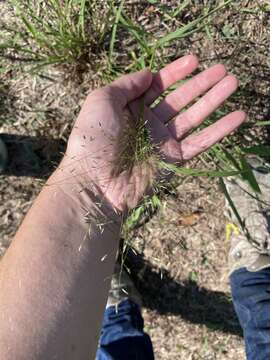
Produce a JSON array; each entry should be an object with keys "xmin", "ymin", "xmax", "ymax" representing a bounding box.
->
[
  {"xmin": 1, "ymin": 133, "xmax": 65, "ymax": 178},
  {"xmin": 125, "ymin": 250, "xmax": 242, "ymax": 337},
  {"xmin": 1, "ymin": 133, "xmax": 243, "ymax": 338}
]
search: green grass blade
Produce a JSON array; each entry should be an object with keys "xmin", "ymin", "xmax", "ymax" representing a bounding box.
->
[
  {"xmin": 240, "ymin": 156, "xmax": 261, "ymax": 193},
  {"xmin": 109, "ymin": 0, "xmax": 125, "ymax": 61},
  {"xmin": 221, "ymin": 147, "xmax": 241, "ymax": 170},
  {"xmin": 170, "ymin": 0, "xmax": 192, "ymax": 18},
  {"xmin": 243, "ymin": 145, "xmax": 270, "ymax": 157},
  {"xmin": 78, "ymin": 0, "xmax": 86, "ymax": 40},
  {"xmin": 118, "ymin": 12, "xmax": 150, "ymax": 54},
  {"xmin": 20, "ymin": 15, "xmax": 39, "ymax": 39},
  {"xmin": 219, "ymin": 178, "xmax": 245, "ymax": 231},
  {"xmin": 157, "ymin": 0, "xmax": 233, "ymax": 47},
  {"xmin": 160, "ymin": 161, "xmax": 240, "ymax": 177},
  {"xmin": 255, "ymin": 120, "xmax": 270, "ymax": 126}
]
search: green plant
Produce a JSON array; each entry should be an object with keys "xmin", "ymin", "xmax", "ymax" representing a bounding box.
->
[
  {"xmin": 106, "ymin": 0, "xmax": 268, "ymax": 240},
  {"xmin": 0, "ymin": 0, "xmax": 113, "ymax": 73},
  {"xmin": 1, "ymin": 0, "xmax": 268, "ymax": 241},
  {"xmin": 109, "ymin": 0, "xmax": 234, "ymax": 72},
  {"xmin": 109, "ymin": 0, "xmax": 264, "ymax": 203}
]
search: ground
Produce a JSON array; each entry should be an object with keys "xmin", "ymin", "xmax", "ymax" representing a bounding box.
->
[{"xmin": 0, "ymin": 1, "xmax": 269, "ymax": 359}]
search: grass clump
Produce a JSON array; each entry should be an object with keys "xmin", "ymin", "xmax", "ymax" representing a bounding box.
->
[
  {"xmin": 114, "ymin": 104, "xmax": 155, "ymax": 176},
  {"xmin": 0, "ymin": 0, "xmax": 113, "ymax": 74},
  {"xmin": 1, "ymin": 0, "xmax": 268, "ymax": 238}
]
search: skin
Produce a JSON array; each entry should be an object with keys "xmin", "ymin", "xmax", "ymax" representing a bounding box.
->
[{"xmin": 0, "ymin": 55, "xmax": 246, "ymax": 360}]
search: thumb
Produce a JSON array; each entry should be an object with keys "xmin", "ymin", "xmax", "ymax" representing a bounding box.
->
[{"xmin": 108, "ymin": 69, "xmax": 152, "ymax": 106}]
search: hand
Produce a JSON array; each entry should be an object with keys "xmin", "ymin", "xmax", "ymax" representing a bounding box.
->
[{"xmin": 60, "ymin": 55, "xmax": 246, "ymax": 211}]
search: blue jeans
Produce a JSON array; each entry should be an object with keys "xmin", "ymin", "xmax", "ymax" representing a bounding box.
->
[
  {"xmin": 96, "ymin": 299, "xmax": 154, "ymax": 360},
  {"xmin": 97, "ymin": 268, "xmax": 270, "ymax": 360},
  {"xmin": 230, "ymin": 267, "xmax": 270, "ymax": 360}
]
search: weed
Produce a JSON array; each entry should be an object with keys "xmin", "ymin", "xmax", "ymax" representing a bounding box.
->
[
  {"xmin": 113, "ymin": 105, "xmax": 155, "ymax": 177},
  {"xmin": 109, "ymin": 0, "xmax": 234, "ymax": 72},
  {"xmin": 108, "ymin": 0, "xmax": 263, "ymax": 189},
  {"xmin": 0, "ymin": 0, "xmax": 113, "ymax": 74},
  {"xmin": 1, "ymin": 0, "xmax": 268, "ymax": 241}
]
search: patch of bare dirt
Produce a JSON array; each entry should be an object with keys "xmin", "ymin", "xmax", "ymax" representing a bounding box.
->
[{"xmin": 128, "ymin": 177, "xmax": 245, "ymax": 359}]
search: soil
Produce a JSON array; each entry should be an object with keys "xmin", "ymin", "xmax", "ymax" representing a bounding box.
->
[{"xmin": 0, "ymin": 1, "xmax": 269, "ymax": 359}]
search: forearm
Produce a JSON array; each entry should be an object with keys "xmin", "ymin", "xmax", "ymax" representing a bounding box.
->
[{"xmin": 0, "ymin": 167, "xmax": 121, "ymax": 360}]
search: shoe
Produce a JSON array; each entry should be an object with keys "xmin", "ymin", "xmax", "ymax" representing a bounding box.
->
[
  {"xmin": 225, "ymin": 156, "xmax": 270, "ymax": 275},
  {"xmin": 0, "ymin": 136, "xmax": 8, "ymax": 173},
  {"xmin": 107, "ymin": 262, "xmax": 142, "ymax": 308}
]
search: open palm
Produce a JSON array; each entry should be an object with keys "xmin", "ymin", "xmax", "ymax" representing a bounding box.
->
[{"xmin": 62, "ymin": 55, "xmax": 245, "ymax": 211}]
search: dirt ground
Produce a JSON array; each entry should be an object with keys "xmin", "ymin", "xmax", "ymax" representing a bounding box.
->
[{"xmin": 0, "ymin": 1, "xmax": 269, "ymax": 359}]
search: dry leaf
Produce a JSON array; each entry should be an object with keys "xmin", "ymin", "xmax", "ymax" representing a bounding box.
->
[{"xmin": 178, "ymin": 212, "xmax": 200, "ymax": 226}]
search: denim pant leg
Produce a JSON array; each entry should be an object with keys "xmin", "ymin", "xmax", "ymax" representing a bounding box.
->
[
  {"xmin": 230, "ymin": 267, "xmax": 270, "ymax": 359},
  {"xmin": 96, "ymin": 299, "xmax": 154, "ymax": 360}
]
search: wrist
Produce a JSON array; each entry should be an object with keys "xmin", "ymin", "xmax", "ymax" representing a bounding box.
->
[{"xmin": 47, "ymin": 163, "xmax": 122, "ymax": 232}]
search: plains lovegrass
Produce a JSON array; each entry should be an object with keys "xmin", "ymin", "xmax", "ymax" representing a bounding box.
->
[
  {"xmin": 108, "ymin": 0, "xmax": 270, "ymax": 236},
  {"xmin": 1, "ymin": 0, "xmax": 268, "ymax": 241},
  {"xmin": 0, "ymin": 0, "xmax": 113, "ymax": 73}
]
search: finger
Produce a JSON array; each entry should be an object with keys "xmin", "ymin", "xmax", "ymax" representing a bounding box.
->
[
  {"xmin": 144, "ymin": 54, "xmax": 199, "ymax": 106},
  {"xmin": 180, "ymin": 111, "xmax": 246, "ymax": 161},
  {"xmin": 169, "ymin": 75, "xmax": 239, "ymax": 140},
  {"xmin": 153, "ymin": 64, "xmax": 227, "ymax": 123},
  {"xmin": 105, "ymin": 69, "xmax": 153, "ymax": 107}
]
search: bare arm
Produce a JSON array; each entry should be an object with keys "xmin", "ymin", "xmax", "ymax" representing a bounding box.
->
[
  {"xmin": 0, "ymin": 168, "xmax": 121, "ymax": 360},
  {"xmin": 0, "ymin": 55, "xmax": 246, "ymax": 360}
]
